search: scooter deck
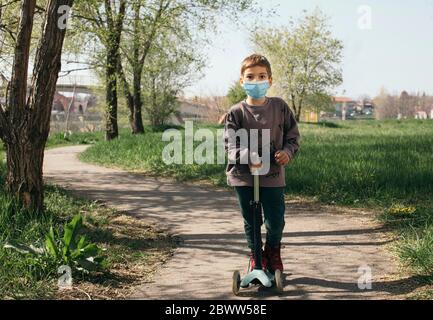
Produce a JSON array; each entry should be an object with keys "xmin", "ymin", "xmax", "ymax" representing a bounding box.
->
[{"xmin": 240, "ymin": 269, "xmax": 275, "ymax": 288}]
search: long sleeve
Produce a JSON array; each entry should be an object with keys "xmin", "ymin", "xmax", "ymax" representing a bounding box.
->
[
  {"xmin": 224, "ymin": 109, "xmax": 249, "ymax": 165},
  {"xmin": 282, "ymin": 104, "xmax": 301, "ymax": 160}
]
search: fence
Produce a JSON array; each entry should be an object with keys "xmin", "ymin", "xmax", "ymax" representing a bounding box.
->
[{"xmin": 50, "ymin": 112, "xmax": 104, "ymax": 133}]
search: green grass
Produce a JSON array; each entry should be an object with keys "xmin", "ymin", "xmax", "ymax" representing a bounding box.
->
[
  {"xmin": 0, "ymin": 130, "xmax": 175, "ymax": 299},
  {"xmin": 399, "ymin": 226, "xmax": 433, "ymax": 275},
  {"xmin": 78, "ymin": 124, "xmax": 230, "ymax": 186},
  {"xmin": 80, "ymin": 120, "xmax": 433, "ymax": 207},
  {"xmin": 78, "ymin": 119, "xmax": 433, "ymax": 296},
  {"xmin": 45, "ymin": 131, "xmax": 105, "ymax": 148},
  {"xmin": 0, "ymin": 181, "xmax": 88, "ymax": 299},
  {"xmin": 1, "ymin": 120, "xmax": 432, "ymax": 298},
  {"xmin": 0, "ymin": 175, "xmax": 175, "ymax": 299},
  {"xmin": 288, "ymin": 120, "xmax": 433, "ymax": 206},
  {"xmin": 379, "ymin": 203, "xmax": 433, "ymax": 294},
  {"xmin": 0, "ymin": 130, "xmax": 105, "ymax": 155}
]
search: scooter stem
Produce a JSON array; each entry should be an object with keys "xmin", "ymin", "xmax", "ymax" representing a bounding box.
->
[
  {"xmin": 251, "ymin": 151, "xmax": 260, "ymax": 202},
  {"xmin": 251, "ymin": 156, "xmax": 262, "ymax": 271},
  {"xmin": 249, "ymin": 152, "xmax": 263, "ymax": 270},
  {"xmin": 254, "ymin": 175, "xmax": 259, "ymax": 202}
]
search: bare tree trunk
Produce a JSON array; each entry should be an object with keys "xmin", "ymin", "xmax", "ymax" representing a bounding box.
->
[
  {"xmin": 297, "ymin": 98, "xmax": 303, "ymax": 122},
  {"xmin": 2, "ymin": 0, "xmax": 37, "ymax": 210},
  {"xmin": 132, "ymin": 67, "xmax": 145, "ymax": 134},
  {"xmin": 290, "ymin": 94, "xmax": 301, "ymax": 122},
  {"xmin": 4, "ymin": 140, "xmax": 45, "ymax": 212},
  {"xmin": 151, "ymin": 76, "xmax": 158, "ymax": 126},
  {"xmin": 0, "ymin": 0, "xmax": 74, "ymax": 213},
  {"xmin": 119, "ymin": 1, "xmax": 166, "ymax": 134},
  {"xmin": 128, "ymin": 3, "xmax": 144, "ymax": 135},
  {"xmin": 118, "ymin": 61, "xmax": 144, "ymax": 134},
  {"xmin": 117, "ymin": 60, "xmax": 135, "ymax": 132},
  {"xmin": 105, "ymin": 48, "xmax": 119, "ymax": 140},
  {"xmin": 104, "ymin": 0, "xmax": 126, "ymax": 141}
]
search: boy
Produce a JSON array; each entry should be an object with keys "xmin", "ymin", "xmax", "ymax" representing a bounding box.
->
[{"xmin": 224, "ymin": 54, "xmax": 300, "ymax": 273}]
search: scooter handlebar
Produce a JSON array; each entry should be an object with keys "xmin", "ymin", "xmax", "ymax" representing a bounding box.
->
[{"xmin": 250, "ymin": 151, "xmax": 261, "ymax": 166}]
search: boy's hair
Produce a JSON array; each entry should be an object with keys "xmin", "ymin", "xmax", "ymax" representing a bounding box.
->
[{"xmin": 240, "ymin": 54, "xmax": 272, "ymax": 78}]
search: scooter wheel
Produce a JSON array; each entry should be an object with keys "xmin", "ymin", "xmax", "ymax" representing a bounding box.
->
[
  {"xmin": 274, "ymin": 269, "xmax": 284, "ymax": 294},
  {"xmin": 232, "ymin": 270, "xmax": 241, "ymax": 296}
]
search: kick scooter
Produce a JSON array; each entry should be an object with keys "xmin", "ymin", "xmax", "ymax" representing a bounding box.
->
[{"xmin": 232, "ymin": 152, "xmax": 284, "ymax": 295}]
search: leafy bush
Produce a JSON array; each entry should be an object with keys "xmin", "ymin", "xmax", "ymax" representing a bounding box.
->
[{"xmin": 4, "ymin": 215, "xmax": 105, "ymax": 274}]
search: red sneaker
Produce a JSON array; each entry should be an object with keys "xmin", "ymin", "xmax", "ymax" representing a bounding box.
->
[
  {"xmin": 248, "ymin": 250, "xmax": 268, "ymax": 272},
  {"xmin": 264, "ymin": 243, "xmax": 283, "ymax": 272}
]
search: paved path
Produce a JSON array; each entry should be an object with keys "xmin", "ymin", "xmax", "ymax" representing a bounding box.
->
[{"xmin": 43, "ymin": 145, "xmax": 407, "ymax": 300}]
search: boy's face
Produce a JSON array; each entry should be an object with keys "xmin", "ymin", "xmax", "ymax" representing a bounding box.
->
[{"xmin": 240, "ymin": 65, "xmax": 273, "ymax": 86}]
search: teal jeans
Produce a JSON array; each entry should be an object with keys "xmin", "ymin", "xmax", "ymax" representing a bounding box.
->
[{"xmin": 234, "ymin": 186, "xmax": 286, "ymax": 250}]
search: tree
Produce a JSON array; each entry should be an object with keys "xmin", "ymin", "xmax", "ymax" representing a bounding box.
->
[
  {"xmin": 141, "ymin": 28, "xmax": 204, "ymax": 126},
  {"xmin": 117, "ymin": 0, "xmax": 166, "ymax": 133},
  {"xmin": 0, "ymin": 0, "xmax": 74, "ymax": 213},
  {"xmin": 303, "ymin": 92, "xmax": 333, "ymax": 113},
  {"xmin": 118, "ymin": 0, "xmax": 200, "ymax": 131},
  {"xmin": 227, "ymin": 81, "xmax": 246, "ymax": 106},
  {"xmin": 71, "ymin": 0, "xmax": 262, "ymax": 136},
  {"xmin": 71, "ymin": 0, "xmax": 126, "ymax": 141},
  {"xmin": 118, "ymin": 0, "xmax": 261, "ymax": 132},
  {"xmin": 251, "ymin": 8, "xmax": 343, "ymax": 121},
  {"xmin": 0, "ymin": 1, "xmax": 50, "ymax": 87},
  {"xmin": 373, "ymin": 87, "xmax": 401, "ymax": 119}
]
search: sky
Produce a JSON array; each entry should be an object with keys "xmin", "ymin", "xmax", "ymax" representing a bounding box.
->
[{"xmin": 180, "ymin": 0, "xmax": 433, "ymax": 99}]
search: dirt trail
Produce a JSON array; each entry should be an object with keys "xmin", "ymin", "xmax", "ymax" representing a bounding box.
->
[{"xmin": 43, "ymin": 145, "xmax": 406, "ymax": 300}]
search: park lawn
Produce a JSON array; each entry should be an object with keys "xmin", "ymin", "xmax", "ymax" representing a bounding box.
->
[
  {"xmin": 79, "ymin": 120, "xmax": 433, "ymax": 207},
  {"xmin": 0, "ymin": 130, "xmax": 106, "ymax": 153},
  {"xmin": 0, "ymin": 133, "xmax": 176, "ymax": 300},
  {"xmin": 78, "ymin": 120, "xmax": 433, "ymax": 298},
  {"xmin": 45, "ymin": 131, "xmax": 106, "ymax": 149},
  {"xmin": 1, "ymin": 120, "xmax": 431, "ymax": 299}
]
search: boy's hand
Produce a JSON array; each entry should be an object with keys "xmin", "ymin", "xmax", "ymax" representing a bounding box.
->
[
  {"xmin": 249, "ymin": 151, "xmax": 262, "ymax": 172},
  {"xmin": 275, "ymin": 150, "xmax": 291, "ymax": 166},
  {"xmin": 249, "ymin": 162, "xmax": 263, "ymax": 172}
]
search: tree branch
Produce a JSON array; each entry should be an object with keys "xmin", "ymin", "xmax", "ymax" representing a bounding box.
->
[
  {"xmin": 59, "ymin": 67, "xmax": 95, "ymax": 77},
  {"xmin": 8, "ymin": 0, "xmax": 36, "ymax": 120}
]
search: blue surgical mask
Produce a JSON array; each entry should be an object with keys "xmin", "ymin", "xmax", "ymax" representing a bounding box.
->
[{"xmin": 242, "ymin": 80, "xmax": 270, "ymax": 99}]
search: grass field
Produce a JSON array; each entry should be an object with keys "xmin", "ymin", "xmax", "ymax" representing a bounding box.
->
[
  {"xmin": 79, "ymin": 120, "xmax": 433, "ymax": 207},
  {"xmin": 1, "ymin": 119, "xmax": 432, "ymax": 298},
  {"xmin": 78, "ymin": 120, "xmax": 433, "ymax": 294}
]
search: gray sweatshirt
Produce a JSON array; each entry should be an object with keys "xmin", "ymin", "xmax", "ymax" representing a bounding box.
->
[{"xmin": 224, "ymin": 96, "xmax": 301, "ymax": 187}]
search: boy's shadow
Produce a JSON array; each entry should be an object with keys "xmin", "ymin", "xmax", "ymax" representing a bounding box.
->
[{"xmin": 235, "ymin": 273, "xmax": 428, "ymax": 299}]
